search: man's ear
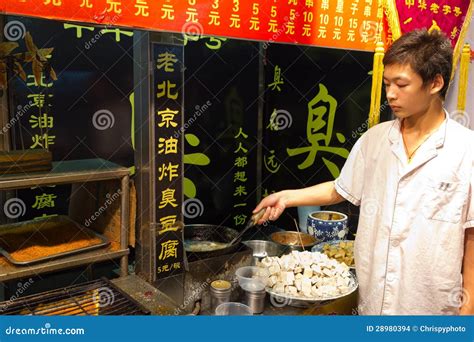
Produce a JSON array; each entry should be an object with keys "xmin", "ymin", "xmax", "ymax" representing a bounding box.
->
[{"xmin": 430, "ymin": 74, "xmax": 445, "ymax": 95}]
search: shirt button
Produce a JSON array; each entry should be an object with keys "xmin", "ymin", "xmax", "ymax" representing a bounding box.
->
[
  {"xmin": 387, "ymin": 274, "xmax": 396, "ymax": 283},
  {"xmin": 391, "ymin": 239, "xmax": 400, "ymax": 247}
]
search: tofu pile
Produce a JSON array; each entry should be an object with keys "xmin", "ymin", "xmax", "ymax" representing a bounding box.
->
[{"xmin": 259, "ymin": 251, "xmax": 354, "ymax": 298}]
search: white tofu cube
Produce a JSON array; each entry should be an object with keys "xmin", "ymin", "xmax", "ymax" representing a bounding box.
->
[
  {"xmin": 286, "ymin": 286, "xmax": 298, "ymax": 296},
  {"xmin": 269, "ymin": 262, "xmax": 281, "ymax": 275},
  {"xmin": 282, "ymin": 271, "xmax": 295, "ymax": 285},
  {"xmin": 301, "ymin": 278, "xmax": 312, "ymax": 295},
  {"xmin": 303, "ymin": 267, "xmax": 313, "ymax": 278},
  {"xmin": 295, "ymin": 279, "xmax": 302, "ymax": 292}
]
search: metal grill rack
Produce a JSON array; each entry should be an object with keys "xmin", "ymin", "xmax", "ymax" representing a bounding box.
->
[{"xmin": 0, "ymin": 278, "xmax": 150, "ymax": 315}]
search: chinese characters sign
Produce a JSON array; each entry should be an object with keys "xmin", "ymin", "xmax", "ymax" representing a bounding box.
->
[
  {"xmin": 9, "ymin": 17, "xmax": 135, "ymax": 221},
  {"xmin": 153, "ymin": 43, "xmax": 184, "ymax": 279},
  {"xmin": 3, "ymin": 0, "xmax": 383, "ymax": 51},
  {"xmin": 384, "ymin": 0, "xmax": 473, "ymax": 65},
  {"xmin": 261, "ymin": 43, "xmax": 381, "ymax": 227}
]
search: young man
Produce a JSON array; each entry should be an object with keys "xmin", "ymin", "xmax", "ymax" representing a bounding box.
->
[{"xmin": 254, "ymin": 29, "xmax": 474, "ymax": 315}]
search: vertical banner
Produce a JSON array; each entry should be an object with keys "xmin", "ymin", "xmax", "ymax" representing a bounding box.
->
[
  {"xmin": 152, "ymin": 43, "xmax": 184, "ymax": 279},
  {"xmin": 384, "ymin": 0, "xmax": 473, "ymax": 67}
]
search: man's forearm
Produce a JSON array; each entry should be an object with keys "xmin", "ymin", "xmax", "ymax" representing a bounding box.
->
[{"xmin": 285, "ymin": 181, "xmax": 345, "ymax": 208}]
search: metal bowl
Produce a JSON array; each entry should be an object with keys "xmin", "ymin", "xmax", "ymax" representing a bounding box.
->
[
  {"xmin": 242, "ymin": 240, "xmax": 284, "ymax": 259},
  {"xmin": 270, "ymin": 231, "xmax": 318, "ymax": 252}
]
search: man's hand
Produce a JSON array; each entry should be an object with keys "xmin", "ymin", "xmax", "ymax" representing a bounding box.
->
[
  {"xmin": 253, "ymin": 190, "xmax": 291, "ymax": 224},
  {"xmin": 252, "ymin": 181, "xmax": 346, "ymax": 225}
]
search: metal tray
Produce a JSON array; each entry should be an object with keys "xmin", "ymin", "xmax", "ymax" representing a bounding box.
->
[
  {"xmin": 266, "ymin": 272, "xmax": 358, "ymax": 308},
  {"xmin": 0, "ymin": 215, "xmax": 110, "ymax": 266}
]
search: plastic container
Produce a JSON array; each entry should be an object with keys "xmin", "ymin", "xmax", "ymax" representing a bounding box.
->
[
  {"xmin": 235, "ymin": 266, "xmax": 269, "ymax": 292},
  {"xmin": 297, "ymin": 205, "xmax": 321, "ymax": 233},
  {"xmin": 215, "ymin": 302, "xmax": 252, "ymax": 315}
]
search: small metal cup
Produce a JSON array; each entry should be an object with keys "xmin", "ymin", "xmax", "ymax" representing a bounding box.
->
[
  {"xmin": 243, "ymin": 289, "xmax": 266, "ymax": 314},
  {"xmin": 210, "ymin": 280, "xmax": 232, "ymax": 314}
]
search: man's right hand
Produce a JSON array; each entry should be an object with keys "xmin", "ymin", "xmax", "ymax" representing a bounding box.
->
[{"xmin": 253, "ymin": 190, "xmax": 292, "ymax": 225}]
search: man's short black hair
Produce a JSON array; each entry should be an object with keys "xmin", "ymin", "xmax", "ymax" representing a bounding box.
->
[{"xmin": 383, "ymin": 29, "xmax": 453, "ymax": 99}]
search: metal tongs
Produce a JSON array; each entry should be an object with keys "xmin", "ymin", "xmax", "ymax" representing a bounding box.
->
[{"xmin": 228, "ymin": 208, "xmax": 267, "ymax": 246}]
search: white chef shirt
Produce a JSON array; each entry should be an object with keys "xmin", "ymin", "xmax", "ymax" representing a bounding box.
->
[{"xmin": 335, "ymin": 113, "xmax": 474, "ymax": 315}]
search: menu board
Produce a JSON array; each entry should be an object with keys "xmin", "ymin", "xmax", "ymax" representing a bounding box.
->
[{"xmin": 3, "ymin": 0, "xmax": 383, "ymax": 51}]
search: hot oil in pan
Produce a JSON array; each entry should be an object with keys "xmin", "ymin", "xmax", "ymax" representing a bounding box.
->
[{"xmin": 184, "ymin": 240, "xmax": 230, "ymax": 253}]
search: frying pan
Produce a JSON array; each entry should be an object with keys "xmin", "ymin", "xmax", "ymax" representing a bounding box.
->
[{"xmin": 183, "ymin": 224, "xmax": 241, "ymax": 259}]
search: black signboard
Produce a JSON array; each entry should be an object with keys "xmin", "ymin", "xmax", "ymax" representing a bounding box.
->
[
  {"xmin": 152, "ymin": 43, "xmax": 184, "ymax": 279},
  {"xmin": 181, "ymin": 37, "xmax": 260, "ymax": 229}
]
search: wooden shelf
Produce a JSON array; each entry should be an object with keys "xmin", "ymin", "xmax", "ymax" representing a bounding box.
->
[
  {"xmin": 0, "ymin": 243, "xmax": 129, "ymax": 282},
  {"xmin": 0, "ymin": 158, "xmax": 131, "ymax": 281},
  {"xmin": 0, "ymin": 158, "xmax": 129, "ymax": 190}
]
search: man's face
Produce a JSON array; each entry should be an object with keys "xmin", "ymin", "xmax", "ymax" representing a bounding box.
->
[{"xmin": 383, "ymin": 63, "xmax": 432, "ymax": 119}]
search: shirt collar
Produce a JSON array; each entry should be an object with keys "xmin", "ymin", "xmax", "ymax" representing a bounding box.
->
[{"xmin": 388, "ymin": 109, "xmax": 448, "ymax": 148}]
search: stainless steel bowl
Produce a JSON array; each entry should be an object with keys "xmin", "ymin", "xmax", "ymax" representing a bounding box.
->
[
  {"xmin": 270, "ymin": 231, "xmax": 318, "ymax": 252},
  {"xmin": 242, "ymin": 240, "xmax": 284, "ymax": 260}
]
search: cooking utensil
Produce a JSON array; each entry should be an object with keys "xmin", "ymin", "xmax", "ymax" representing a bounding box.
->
[
  {"xmin": 270, "ymin": 231, "xmax": 318, "ymax": 252},
  {"xmin": 183, "ymin": 224, "xmax": 241, "ymax": 259},
  {"xmin": 228, "ymin": 208, "xmax": 266, "ymax": 246},
  {"xmin": 287, "ymin": 212, "xmax": 305, "ymax": 250},
  {"xmin": 240, "ymin": 224, "xmax": 285, "ymax": 241},
  {"xmin": 242, "ymin": 240, "xmax": 283, "ymax": 259}
]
